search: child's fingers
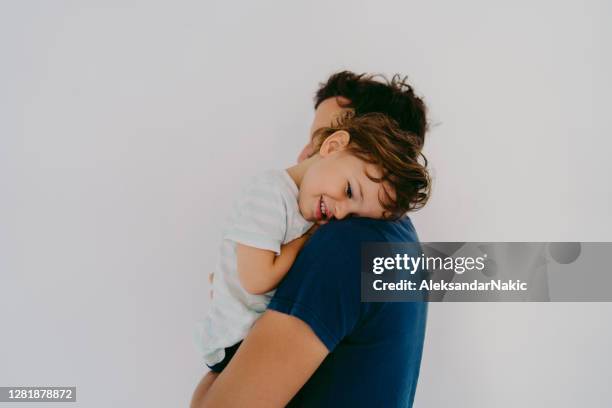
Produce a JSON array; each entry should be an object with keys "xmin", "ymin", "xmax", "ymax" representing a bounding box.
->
[
  {"xmin": 306, "ymin": 224, "xmax": 320, "ymax": 236},
  {"xmin": 307, "ymin": 224, "xmax": 318, "ymax": 234}
]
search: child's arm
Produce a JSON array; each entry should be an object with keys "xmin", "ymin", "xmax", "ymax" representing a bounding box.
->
[{"xmin": 236, "ymin": 227, "xmax": 317, "ymax": 295}]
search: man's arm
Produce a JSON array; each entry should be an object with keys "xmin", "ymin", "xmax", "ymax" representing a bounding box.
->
[{"xmin": 191, "ymin": 309, "xmax": 329, "ymax": 408}]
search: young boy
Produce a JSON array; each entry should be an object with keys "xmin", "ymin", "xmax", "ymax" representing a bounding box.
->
[{"xmin": 193, "ymin": 111, "xmax": 430, "ymax": 376}]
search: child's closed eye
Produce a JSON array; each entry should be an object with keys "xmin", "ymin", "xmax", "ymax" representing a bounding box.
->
[{"xmin": 346, "ymin": 182, "xmax": 353, "ymax": 199}]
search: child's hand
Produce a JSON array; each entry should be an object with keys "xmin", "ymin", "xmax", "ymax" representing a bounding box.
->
[
  {"xmin": 304, "ymin": 224, "xmax": 319, "ymax": 238},
  {"xmin": 285, "ymin": 224, "xmax": 319, "ymax": 252}
]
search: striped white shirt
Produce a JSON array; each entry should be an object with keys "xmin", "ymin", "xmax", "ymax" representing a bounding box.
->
[{"xmin": 194, "ymin": 170, "xmax": 313, "ymax": 366}]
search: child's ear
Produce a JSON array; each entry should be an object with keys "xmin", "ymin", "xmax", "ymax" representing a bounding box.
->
[{"xmin": 319, "ymin": 130, "xmax": 350, "ymax": 157}]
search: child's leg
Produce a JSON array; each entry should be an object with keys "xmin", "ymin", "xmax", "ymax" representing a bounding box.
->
[{"xmin": 190, "ymin": 370, "xmax": 218, "ymax": 408}]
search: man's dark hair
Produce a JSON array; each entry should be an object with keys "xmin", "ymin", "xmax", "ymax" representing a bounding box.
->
[{"xmin": 315, "ymin": 71, "xmax": 428, "ymax": 147}]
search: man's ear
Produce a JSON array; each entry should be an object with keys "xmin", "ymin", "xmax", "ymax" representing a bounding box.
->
[{"xmin": 319, "ymin": 130, "xmax": 350, "ymax": 157}]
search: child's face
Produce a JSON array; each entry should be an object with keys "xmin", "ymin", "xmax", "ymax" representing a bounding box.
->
[{"xmin": 298, "ymin": 142, "xmax": 392, "ymax": 224}]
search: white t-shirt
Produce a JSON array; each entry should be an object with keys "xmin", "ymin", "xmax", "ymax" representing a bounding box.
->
[{"xmin": 193, "ymin": 170, "xmax": 313, "ymax": 366}]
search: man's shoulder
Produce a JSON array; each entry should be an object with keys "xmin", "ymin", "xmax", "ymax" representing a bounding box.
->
[{"xmin": 311, "ymin": 216, "xmax": 419, "ymax": 245}]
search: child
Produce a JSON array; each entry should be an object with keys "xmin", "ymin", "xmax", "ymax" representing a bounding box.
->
[{"xmin": 193, "ymin": 111, "xmax": 430, "ymax": 375}]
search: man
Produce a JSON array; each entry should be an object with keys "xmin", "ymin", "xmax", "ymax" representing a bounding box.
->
[{"xmin": 191, "ymin": 71, "xmax": 429, "ymax": 407}]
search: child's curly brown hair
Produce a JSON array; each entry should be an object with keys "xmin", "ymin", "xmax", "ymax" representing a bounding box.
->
[{"xmin": 311, "ymin": 112, "xmax": 431, "ymax": 219}]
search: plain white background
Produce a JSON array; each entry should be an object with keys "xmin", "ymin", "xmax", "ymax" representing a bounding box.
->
[{"xmin": 1, "ymin": 1, "xmax": 611, "ymax": 406}]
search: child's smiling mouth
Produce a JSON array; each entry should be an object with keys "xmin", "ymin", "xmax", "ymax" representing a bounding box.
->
[{"xmin": 316, "ymin": 196, "xmax": 331, "ymax": 222}]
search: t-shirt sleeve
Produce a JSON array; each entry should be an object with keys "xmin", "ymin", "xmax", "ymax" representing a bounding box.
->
[
  {"xmin": 267, "ymin": 220, "xmax": 365, "ymax": 351},
  {"xmin": 224, "ymin": 175, "xmax": 287, "ymax": 255}
]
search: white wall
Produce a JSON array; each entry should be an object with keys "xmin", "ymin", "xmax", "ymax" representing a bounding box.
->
[{"xmin": 1, "ymin": 1, "xmax": 611, "ymax": 406}]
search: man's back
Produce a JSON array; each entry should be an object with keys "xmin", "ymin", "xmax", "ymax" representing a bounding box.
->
[{"xmin": 268, "ymin": 216, "xmax": 428, "ymax": 407}]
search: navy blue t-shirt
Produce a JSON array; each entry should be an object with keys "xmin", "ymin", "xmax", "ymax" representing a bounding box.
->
[{"xmin": 268, "ymin": 216, "xmax": 428, "ymax": 407}]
